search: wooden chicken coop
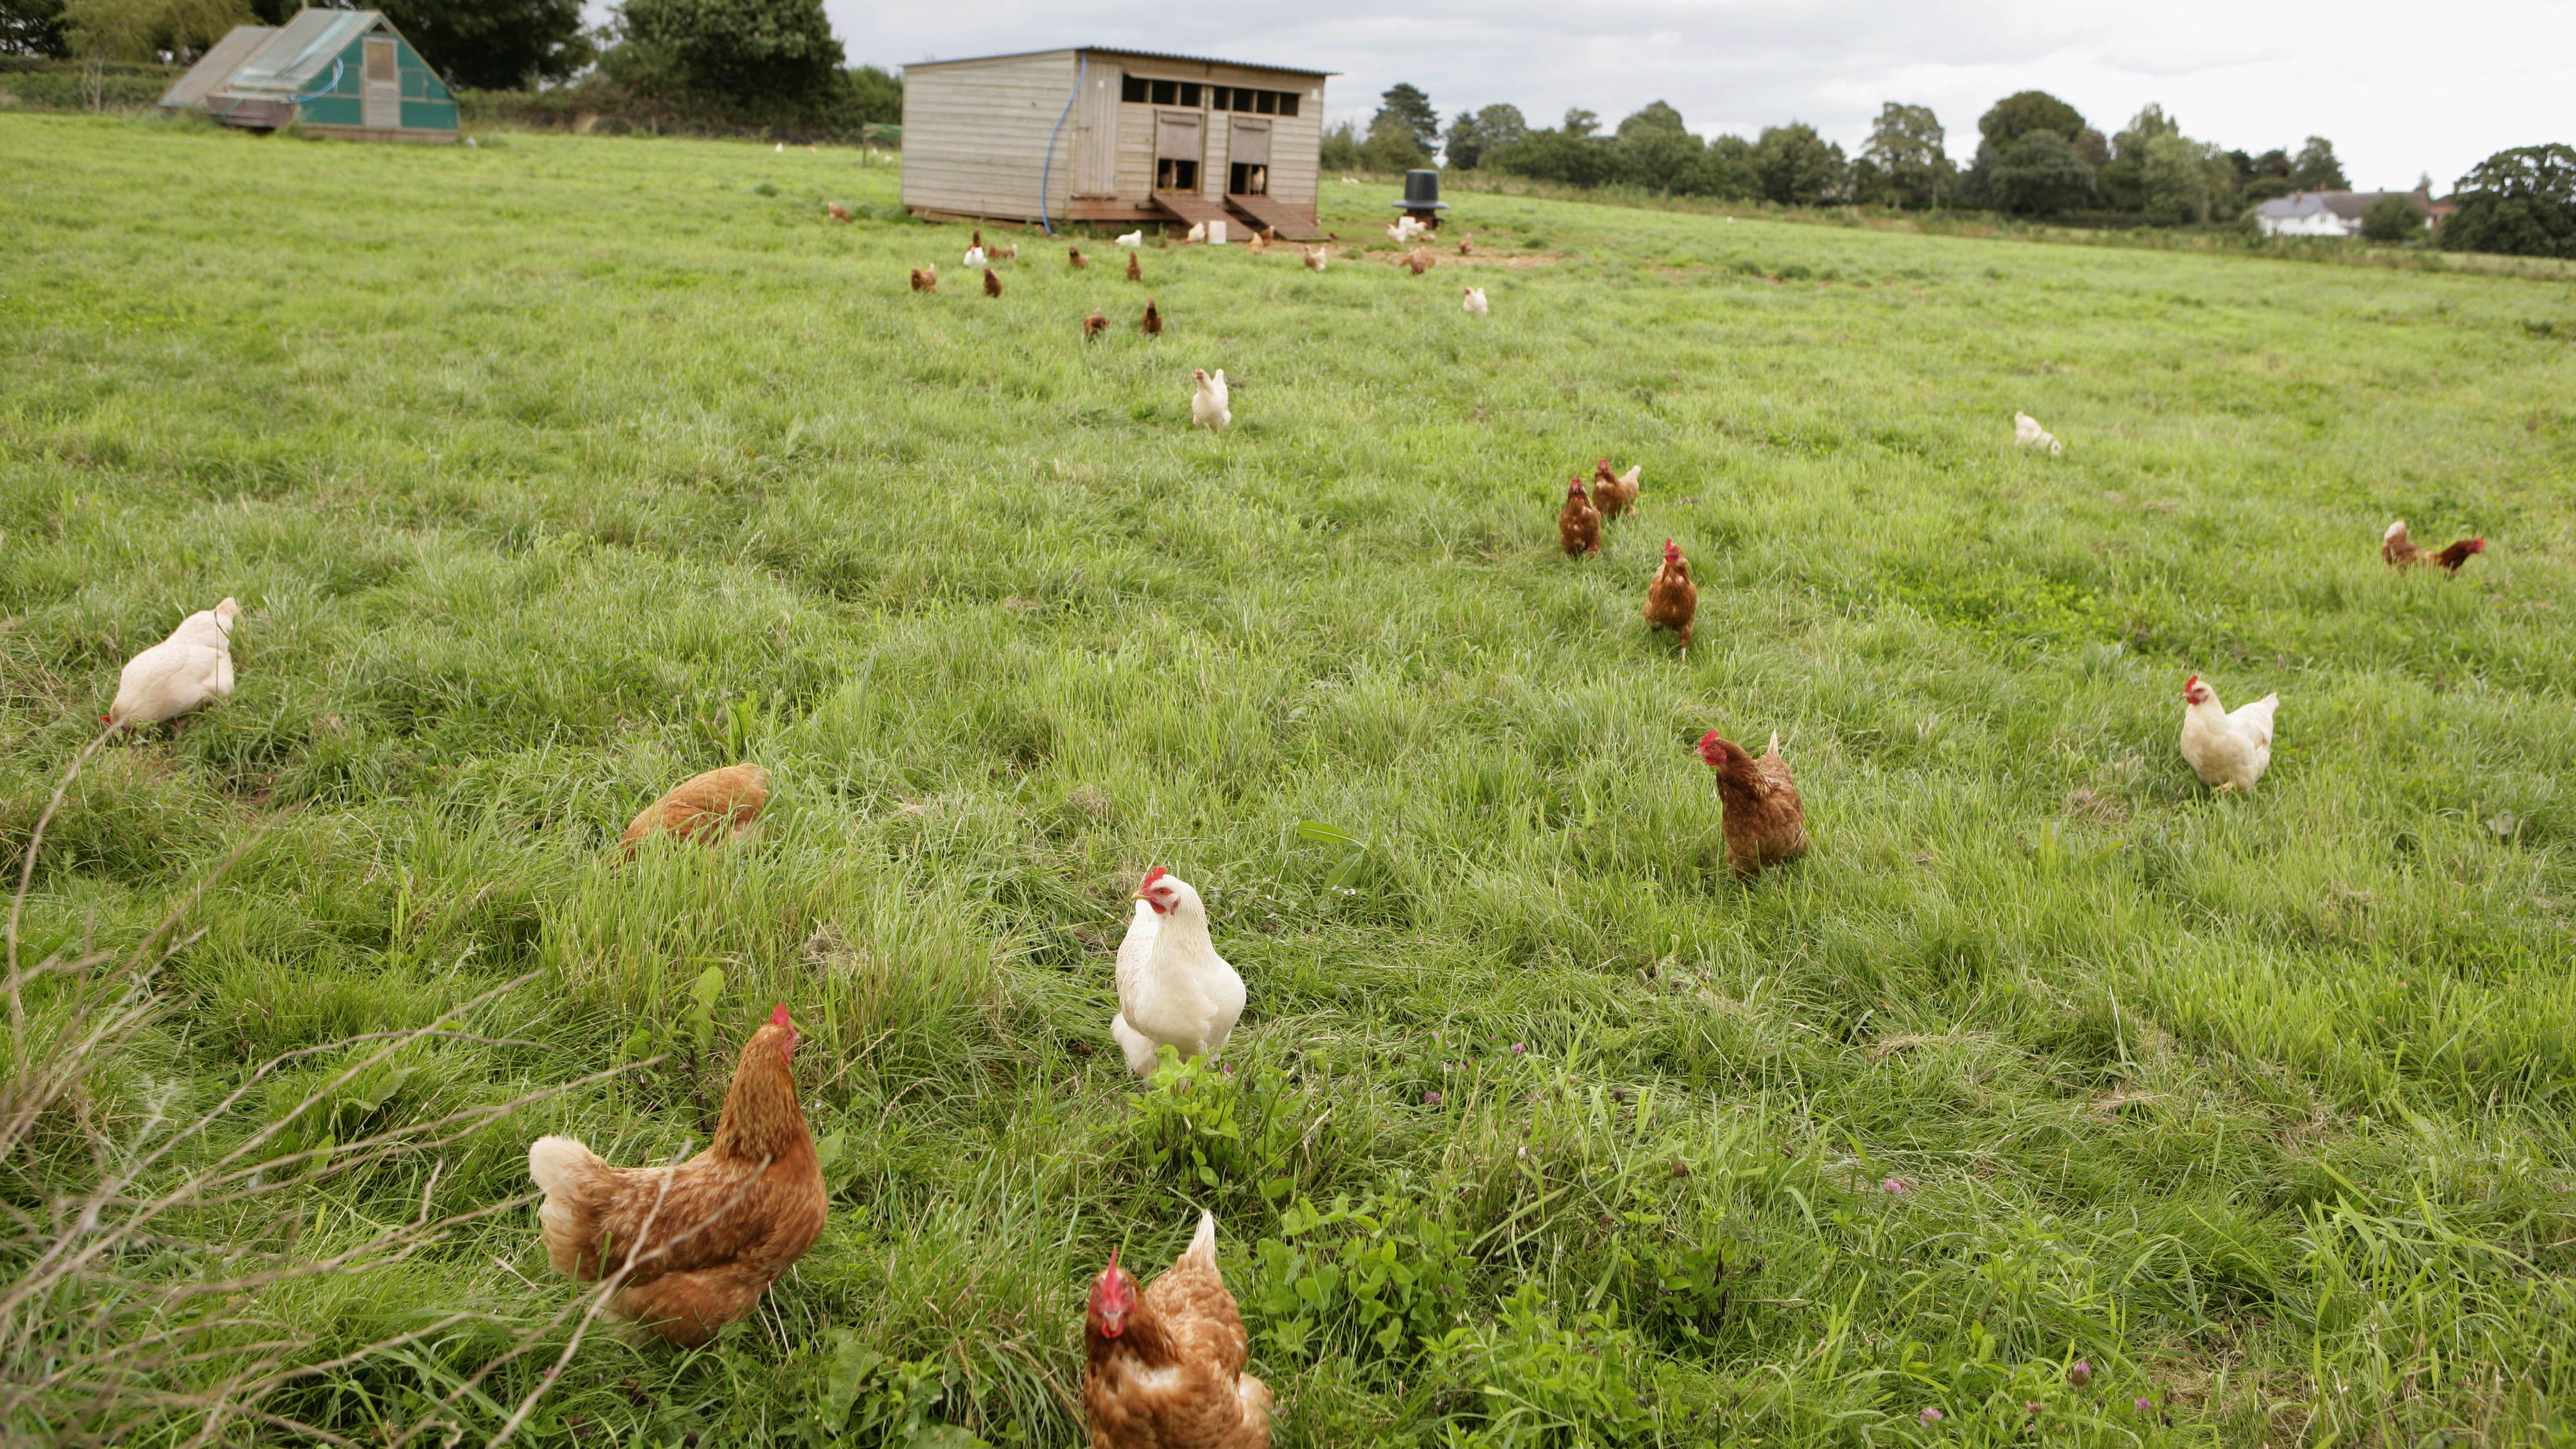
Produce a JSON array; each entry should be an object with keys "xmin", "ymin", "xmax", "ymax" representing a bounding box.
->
[{"xmin": 900, "ymin": 47, "xmax": 1331, "ymax": 239}]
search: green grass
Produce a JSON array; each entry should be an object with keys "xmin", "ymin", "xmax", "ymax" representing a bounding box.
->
[{"xmin": 3, "ymin": 109, "xmax": 2575, "ymax": 1446}]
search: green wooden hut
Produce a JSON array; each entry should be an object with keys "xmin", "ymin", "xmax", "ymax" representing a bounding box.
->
[{"xmin": 159, "ymin": 8, "xmax": 457, "ymax": 143}]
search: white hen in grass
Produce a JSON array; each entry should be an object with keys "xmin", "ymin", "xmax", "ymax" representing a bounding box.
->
[
  {"xmin": 1110, "ymin": 869, "xmax": 1246, "ymax": 1076},
  {"xmin": 2013, "ymin": 411, "xmax": 2065, "ymax": 455},
  {"xmin": 1191, "ymin": 367, "xmax": 1230, "ymax": 430},
  {"xmin": 1114, "ymin": 230, "xmax": 1144, "ymax": 249},
  {"xmin": 109, "ymin": 598, "xmax": 239, "ymax": 729},
  {"xmin": 2179, "ymin": 674, "xmax": 2279, "ymax": 794},
  {"xmin": 1462, "ymin": 286, "xmax": 1488, "ymax": 317}
]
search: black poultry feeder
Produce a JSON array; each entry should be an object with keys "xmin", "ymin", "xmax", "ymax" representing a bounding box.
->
[{"xmin": 1394, "ymin": 168, "xmax": 1447, "ymax": 228}]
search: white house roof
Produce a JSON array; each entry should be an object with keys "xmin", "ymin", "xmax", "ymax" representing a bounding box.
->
[
  {"xmin": 158, "ymin": 23, "xmax": 275, "ymax": 108},
  {"xmin": 2255, "ymin": 192, "xmax": 2334, "ymax": 219}
]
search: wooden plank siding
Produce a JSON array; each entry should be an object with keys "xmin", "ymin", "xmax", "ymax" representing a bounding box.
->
[
  {"xmin": 900, "ymin": 49, "xmax": 1079, "ymax": 220},
  {"xmin": 902, "ymin": 47, "xmax": 1324, "ymax": 225}
]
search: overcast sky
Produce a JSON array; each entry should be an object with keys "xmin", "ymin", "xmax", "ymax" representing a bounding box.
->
[{"xmin": 832, "ymin": 0, "xmax": 2575, "ymax": 192}]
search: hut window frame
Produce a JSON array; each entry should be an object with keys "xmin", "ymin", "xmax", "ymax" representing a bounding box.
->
[
  {"xmin": 363, "ymin": 36, "xmax": 397, "ymax": 84},
  {"xmin": 1121, "ymin": 75, "xmax": 1148, "ymax": 103}
]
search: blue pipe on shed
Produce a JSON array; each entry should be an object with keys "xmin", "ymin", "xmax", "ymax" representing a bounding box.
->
[{"xmin": 1038, "ymin": 54, "xmax": 1086, "ymax": 237}]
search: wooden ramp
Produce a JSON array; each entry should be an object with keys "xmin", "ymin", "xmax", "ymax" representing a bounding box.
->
[
  {"xmin": 1148, "ymin": 191, "xmax": 1236, "ymax": 235},
  {"xmin": 1224, "ymin": 193, "xmax": 1327, "ymax": 241}
]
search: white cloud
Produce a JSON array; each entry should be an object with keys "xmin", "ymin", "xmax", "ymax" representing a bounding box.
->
[{"xmin": 828, "ymin": 0, "xmax": 2575, "ymax": 190}]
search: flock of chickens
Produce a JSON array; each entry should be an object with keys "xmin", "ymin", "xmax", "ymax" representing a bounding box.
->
[
  {"xmin": 80, "ymin": 213, "xmax": 2497, "ymax": 1448},
  {"xmin": 895, "ymin": 218, "xmax": 1492, "ymax": 435}
]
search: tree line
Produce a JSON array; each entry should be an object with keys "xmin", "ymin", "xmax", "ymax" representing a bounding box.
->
[
  {"xmin": 0, "ymin": 0, "xmax": 899, "ymax": 133},
  {"xmin": 1327, "ymin": 85, "xmax": 2575, "ymax": 257}
]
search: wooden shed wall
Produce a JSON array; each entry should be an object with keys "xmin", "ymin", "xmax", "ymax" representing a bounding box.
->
[{"xmin": 900, "ymin": 50, "xmax": 1079, "ymax": 219}]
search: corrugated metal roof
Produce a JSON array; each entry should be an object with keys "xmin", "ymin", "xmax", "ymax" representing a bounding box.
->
[
  {"xmin": 158, "ymin": 23, "xmax": 274, "ymax": 109},
  {"xmin": 904, "ymin": 45, "xmax": 1334, "ymax": 77},
  {"xmin": 218, "ymin": 9, "xmax": 387, "ymax": 99}
]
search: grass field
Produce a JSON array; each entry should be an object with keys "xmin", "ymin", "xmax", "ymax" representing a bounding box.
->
[{"xmin": 4, "ymin": 109, "xmax": 2575, "ymax": 1446}]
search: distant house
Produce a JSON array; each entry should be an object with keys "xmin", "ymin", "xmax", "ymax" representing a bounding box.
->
[
  {"xmin": 159, "ymin": 9, "xmax": 457, "ymax": 143},
  {"xmin": 2253, "ymin": 189, "xmax": 2433, "ymax": 237},
  {"xmin": 900, "ymin": 46, "xmax": 1332, "ymax": 239}
]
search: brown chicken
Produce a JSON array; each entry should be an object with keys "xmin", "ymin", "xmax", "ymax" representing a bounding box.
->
[
  {"xmin": 1246, "ymin": 229, "xmax": 1270, "ymax": 254},
  {"xmin": 1558, "ymin": 479, "xmax": 1601, "ymax": 557},
  {"xmin": 1642, "ymin": 537, "xmax": 1698, "ymax": 649},
  {"xmin": 1303, "ymin": 247, "xmax": 1327, "ymax": 272},
  {"xmin": 620, "ymin": 764, "xmax": 770, "ymax": 858},
  {"xmin": 909, "ymin": 266, "xmax": 936, "ymax": 293},
  {"xmin": 1696, "ymin": 730, "xmax": 1808, "ymax": 874},
  {"xmin": 2381, "ymin": 520, "xmax": 2485, "ymax": 575},
  {"xmin": 1141, "ymin": 300, "xmax": 1164, "ymax": 336},
  {"xmin": 1070, "ymin": 246, "xmax": 1090, "ymax": 269},
  {"xmin": 1086, "ymin": 1212, "xmax": 1271, "ymax": 1449},
  {"xmin": 528, "ymin": 1005, "xmax": 826, "ymax": 1346},
  {"xmin": 992, "ymin": 243, "xmax": 1019, "ymax": 261},
  {"xmin": 1592, "ymin": 459, "xmax": 1640, "ymax": 519},
  {"xmin": 1126, "ymin": 251, "xmax": 1144, "ymax": 283},
  {"xmin": 984, "ymin": 267, "xmax": 1004, "ymax": 298},
  {"xmin": 1407, "ymin": 249, "xmax": 1430, "ymax": 275},
  {"xmin": 1457, "ymin": 237, "xmax": 1472, "ymax": 255},
  {"xmin": 1084, "ymin": 310, "xmax": 1110, "ymax": 339},
  {"xmin": 826, "ymin": 203, "xmax": 850, "ymax": 223}
]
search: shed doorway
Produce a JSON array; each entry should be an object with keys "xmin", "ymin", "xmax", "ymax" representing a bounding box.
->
[
  {"xmin": 1154, "ymin": 110, "xmax": 1200, "ymax": 193},
  {"xmin": 361, "ymin": 37, "xmax": 398, "ymax": 129},
  {"xmin": 1227, "ymin": 119, "xmax": 1270, "ymax": 196}
]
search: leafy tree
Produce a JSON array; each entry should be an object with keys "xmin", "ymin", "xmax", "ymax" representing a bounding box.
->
[
  {"xmin": 1978, "ymin": 89, "xmax": 2085, "ymax": 147},
  {"xmin": 1446, "ymin": 103, "xmax": 1524, "ymax": 169},
  {"xmin": 0, "ymin": 0, "xmax": 71, "ymax": 58},
  {"xmin": 2097, "ymin": 103, "xmax": 2175, "ymax": 209},
  {"xmin": 2073, "ymin": 127, "xmax": 2109, "ymax": 168},
  {"xmin": 846, "ymin": 61, "xmax": 898, "ymax": 124},
  {"xmin": 1860, "ymin": 101, "xmax": 1952, "ymax": 208},
  {"xmin": 2359, "ymin": 193, "xmax": 2426, "ymax": 243},
  {"xmin": 63, "ymin": 0, "xmax": 243, "ymax": 61},
  {"xmin": 1319, "ymin": 119, "xmax": 1362, "ymax": 173},
  {"xmin": 1562, "ymin": 107, "xmax": 1599, "ymax": 139},
  {"xmin": 1614, "ymin": 125, "xmax": 1706, "ymax": 192},
  {"xmin": 612, "ymin": 0, "xmax": 843, "ymax": 107},
  {"xmin": 2290, "ymin": 135, "xmax": 2347, "ymax": 191},
  {"xmin": 1703, "ymin": 133, "xmax": 1758, "ymax": 199},
  {"xmin": 378, "ymin": 0, "xmax": 589, "ymax": 89},
  {"xmin": 1616, "ymin": 99, "xmax": 1686, "ymax": 139},
  {"xmin": 1492, "ymin": 124, "xmax": 1612, "ymax": 188},
  {"xmin": 1360, "ymin": 109, "xmax": 1430, "ymax": 172},
  {"xmin": 1752, "ymin": 122, "xmax": 1847, "ymax": 205},
  {"xmin": 2438, "ymin": 143, "xmax": 2576, "ymax": 257},
  {"xmin": 1372, "ymin": 82, "xmax": 1438, "ymax": 153},
  {"xmin": 1989, "ymin": 129, "xmax": 2095, "ymax": 213},
  {"xmin": 2139, "ymin": 131, "xmax": 2209, "ymax": 223}
]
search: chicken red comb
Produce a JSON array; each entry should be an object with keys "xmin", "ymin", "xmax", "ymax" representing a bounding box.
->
[
  {"xmin": 1695, "ymin": 728, "xmax": 1728, "ymax": 765},
  {"xmin": 1140, "ymin": 866, "xmax": 1168, "ymax": 890},
  {"xmin": 2468, "ymin": 537, "xmax": 2487, "ymax": 551},
  {"xmin": 1663, "ymin": 537, "xmax": 1680, "ymax": 557},
  {"xmin": 770, "ymin": 1003, "xmax": 791, "ymax": 1028}
]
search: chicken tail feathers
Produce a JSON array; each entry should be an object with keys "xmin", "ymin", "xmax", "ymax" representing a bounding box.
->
[
  {"xmin": 528, "ymin": 1134, "xmax": 603, "ymax": 1194},
  {"xmin": 1182, "ymin": 1210, "xmax": 1218, "ymax": 1272}
]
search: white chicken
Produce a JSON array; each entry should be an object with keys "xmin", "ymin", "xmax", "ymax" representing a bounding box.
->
[
  {"xmin": 963, "ymin": 245, "xmax": 987, "ymax": 268},
  {"xmin": 2013, "ymin": 411, "xmax": 2064, "ymax": 456},
  {"xmin": 1191, "ymin": 368, "xmax": 1230, "ymax": 430},
  {"xmin": 2178, "ymin": 674, "xmax": 2279, "ymax": 794},
  {"xmin": 1185, "ymin": 221, "xmax": 1207, "ymax": 243},
  {"xmin": 1114, "ymin": 230, "xmax": 1145, "ymax": 249},
  {"xmin": 1110, "ymin": 869, "xmax": 1245, "ymax": 1077},
  {"xmin": 1462, "ymin": 286, "xmax": 1488, "ymax": 317},
  {"xmin": 107, "ymin": 597, "xmax": 240, "ymax": 729},
  {"xmin": 1304, "ymin": 246, "xmax": 1328, "ymax": 272}
]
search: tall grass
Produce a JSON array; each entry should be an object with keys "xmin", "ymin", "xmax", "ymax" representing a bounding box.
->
[{"xmin": 1, "ymin": 111, "xmax": 2573, "ymax": 1444}]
